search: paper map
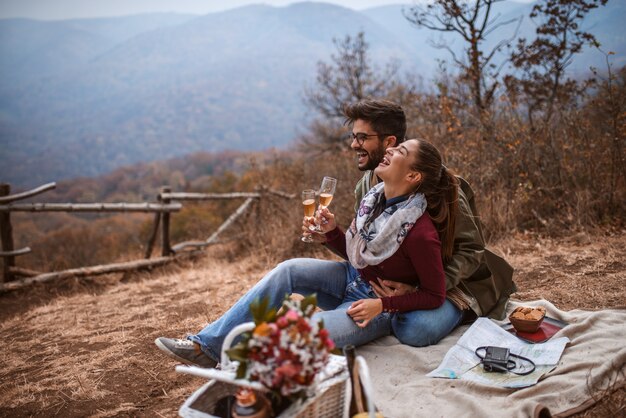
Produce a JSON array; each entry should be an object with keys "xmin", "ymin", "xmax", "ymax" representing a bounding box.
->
[{"xmin": 427, "ymin": 318, "xmax": 569, "ymax": 388}]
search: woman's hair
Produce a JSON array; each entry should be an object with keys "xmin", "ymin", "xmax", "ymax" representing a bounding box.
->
[
  {"xmin": 410, "ymin": 139, "xmax": 459, "ymax": 261},
  {"xmin": 343, "ymin": 99, "xmax": 407, "ymax": 143}
]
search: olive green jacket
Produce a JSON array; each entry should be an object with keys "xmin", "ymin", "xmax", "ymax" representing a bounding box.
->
[{"xmin": 354, "ymin": 171, "xmax": 516, "ymax": 319}]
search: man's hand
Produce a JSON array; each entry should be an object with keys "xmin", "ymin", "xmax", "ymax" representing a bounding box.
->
[
  {"xmin": 346, "ymin": 298, "xmax": 382, "ymax": 328},
  {"xmin": 370, "ymin": 278, "xmax": 416, "ymax": 298}
]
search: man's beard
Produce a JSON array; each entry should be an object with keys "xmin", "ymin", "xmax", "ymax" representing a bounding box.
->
[{"xmin": 360, "ymin": 146, "xmax": 386, "ymax": 171}]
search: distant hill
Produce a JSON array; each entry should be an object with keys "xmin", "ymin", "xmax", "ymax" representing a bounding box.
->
[
  {"xmin": 0, "ymin": 3, "xmax": 421, "ymax": 187},
  {"xmin": 0, "ymin": 1, "xmax": 623, "ymax": 188},
  {"xmin": 0, "ymin": 13, "xmax": 196, "ymax": 83}
]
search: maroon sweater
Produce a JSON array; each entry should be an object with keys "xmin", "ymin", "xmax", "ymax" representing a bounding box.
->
[{"xmin": 325, "ymin": 215, "xmax": 446, "ymax": 313}]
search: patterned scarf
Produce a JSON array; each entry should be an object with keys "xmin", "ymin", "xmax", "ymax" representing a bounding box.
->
[{"xmin": 346, "ymin": 182, "xmax": 427, "ymax": 269}]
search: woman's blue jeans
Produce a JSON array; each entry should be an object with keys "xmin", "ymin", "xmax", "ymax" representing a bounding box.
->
[{"xmin": 188, "ymin": 258, "xmax": 464, "ymax": 362}]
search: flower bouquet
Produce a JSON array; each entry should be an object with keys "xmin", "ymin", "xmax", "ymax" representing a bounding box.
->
[
  {"xmin": 176, "ymin": 295, "xmax": 347, "ymax": 418},
  {"xmin": 225, "ymin": 294, "xmax": 336, "ymax": 414}
]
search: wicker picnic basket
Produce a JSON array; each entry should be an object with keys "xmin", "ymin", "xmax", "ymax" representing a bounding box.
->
[{"xmin": 177, "ymin": 323, "xmax": 350, "ymax": 418}]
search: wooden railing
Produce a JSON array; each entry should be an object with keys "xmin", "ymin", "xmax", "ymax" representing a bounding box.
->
[{"xmin": 0, "ymin": 182, "xmax": 294, "ymax": 292}]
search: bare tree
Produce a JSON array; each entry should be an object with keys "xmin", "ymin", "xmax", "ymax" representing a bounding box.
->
[
  {"xmin": 301, "ymin": 32, "xmax": 408, "ymax": 154},
  {"xmin": 505, "ymin": 0, "xmax": 608, "ymax": 127},
  {"xmin": 405, "ymin": 0, "xmax": 519, "ymax": 128},
  {"xmin": 304, "ymin": 32, "xmax": 402, "ymax": 120}
]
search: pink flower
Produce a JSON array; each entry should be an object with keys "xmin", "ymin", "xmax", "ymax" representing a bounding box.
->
[
  {"xmin": 285, "ymin": 309, "xmax": 299, "ymax": 322},
  {"xmin": 325, "ymin": 338, "xmax": 335, "ymax": 350},
  {"xmin": 276, "ymin": 316, "xmax": 288, "ymax": 328},
  {"xmin": 276, "ymin": 362, "xmax": 300, "ymax": 379}
]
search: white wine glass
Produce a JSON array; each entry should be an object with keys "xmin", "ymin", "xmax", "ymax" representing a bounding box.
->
[
  {"xmin": 313, "ymin": 176, "xmax": 337, "ymax": 232},
  {"xmin": 301, "ymin": 189, "xmax": 316, "ymax": 243},
  {"xmin": 318, "ymin": 176, "xmax": 337, "ymax": 209}
]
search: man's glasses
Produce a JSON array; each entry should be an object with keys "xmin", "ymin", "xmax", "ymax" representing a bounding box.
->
[{"xmin": 347, "ymin": 132, "xmax": 389, "ymax": 147}]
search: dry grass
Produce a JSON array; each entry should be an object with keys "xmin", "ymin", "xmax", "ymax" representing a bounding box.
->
[
  {"xmin": 0, "ymin": 249, "xmax": 269, "ymax": 417},
  {"xmin": 0, "ymin": 230, "xmax": 624, "ymax": 417},
  {"xmin": 496, "ymin": 229, "xmax": 626, "ymax": 311}
]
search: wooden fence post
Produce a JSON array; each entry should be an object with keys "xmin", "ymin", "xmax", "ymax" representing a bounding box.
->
[
  {"xmin": 0, "ymin": 184, "xmax": 15, "ymax": 282},
  {"xmin": 145, "ymin": 212, "xmax": 161, "ymax": 259},
  {"xmin": 161, "ymin": 186, "xmax": 172, "ymax": 256},
  {"xmin": 144, "ymin": 185, "xmax": 162, "ymax": 259}
]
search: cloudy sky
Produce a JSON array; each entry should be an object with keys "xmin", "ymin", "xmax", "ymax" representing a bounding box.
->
[{"xmin": 0, "ymin": 0, "xmax": 533, "ymax": 20}]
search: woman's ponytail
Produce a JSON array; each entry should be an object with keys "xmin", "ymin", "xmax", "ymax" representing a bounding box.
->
[
  {"xmin": 410, "ymin": 140, "xmax": 459, "ymax": 261},
  {"xmin": 437, "ymin": 167, "xmax": 459, "ymax": 261}
]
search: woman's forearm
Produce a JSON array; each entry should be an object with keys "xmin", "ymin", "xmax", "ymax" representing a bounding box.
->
[{"xmin": 324, "ymin": 226, "xmax": 348, "ymax": 259}]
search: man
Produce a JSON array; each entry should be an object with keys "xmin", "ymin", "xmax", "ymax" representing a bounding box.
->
[{"xmin": 155, "ymin": 99, "xmax": 515, "ymax": 368}]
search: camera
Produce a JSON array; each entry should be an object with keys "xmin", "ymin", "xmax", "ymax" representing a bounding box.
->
[{"xmin": 482, "ymin": 346, "xmax": 510, "ymax": 373}]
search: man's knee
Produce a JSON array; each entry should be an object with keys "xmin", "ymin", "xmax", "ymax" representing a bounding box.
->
[
  {"xmin": 275, "ymin": 258, "xmax": 308, "ymax": 272},
  {"xmin": 265, "ymin": 258, "xmax": 311, "ymax": 289},
  {"xmin": 272, "ymin": 258, "xmax": 304, "ymax": 279}
]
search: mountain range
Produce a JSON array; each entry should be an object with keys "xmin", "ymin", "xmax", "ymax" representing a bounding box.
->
[{"xmin": 1, "ymin": 1, "xmax": 624, "ymax": 188}]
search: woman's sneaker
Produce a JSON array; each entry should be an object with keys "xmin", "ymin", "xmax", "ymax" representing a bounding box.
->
[{"xmin": 154, "ymin": 337, "xmax": 217, "ymax": 368}]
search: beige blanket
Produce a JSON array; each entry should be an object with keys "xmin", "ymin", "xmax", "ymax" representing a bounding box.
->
[{"xmin": 357, "ymin": 300, "xmax": 626, "ymax": 417}]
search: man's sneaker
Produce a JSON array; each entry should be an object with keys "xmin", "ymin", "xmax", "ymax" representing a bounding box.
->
[{"xmin": 154, "ymin": 337, "xmax": 217, "ymax": 368}]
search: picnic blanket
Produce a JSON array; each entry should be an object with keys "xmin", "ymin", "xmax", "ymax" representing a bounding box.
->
[{"xmin": 357, "ymin": 300, "xmax": 626, "ymax": 417}]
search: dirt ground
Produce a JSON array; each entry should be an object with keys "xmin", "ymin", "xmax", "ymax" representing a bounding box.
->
[{"xmin": 0, "ymin": 230, "xmax": 624, "ymax": 417}]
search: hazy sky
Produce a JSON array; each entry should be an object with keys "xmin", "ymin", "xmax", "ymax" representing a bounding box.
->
[{"xmin": 0, "ymin": 0, "xmax": 534, "ymax": 20}]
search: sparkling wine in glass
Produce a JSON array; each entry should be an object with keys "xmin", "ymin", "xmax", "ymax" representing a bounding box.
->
[
  {"xmin": 318, "ymin": 176, "xmax": 337, "ymax": 209},
  {"xmin": 313, "ymin": 176, "xmax": 337, "ymax": 232},
  {"xmin": 319, "ymin": 192, "xmax": 333, "ymax": 207},
  {"xmin": 301, "ymin": 189, "xmax": 316, "ymax": 242}
]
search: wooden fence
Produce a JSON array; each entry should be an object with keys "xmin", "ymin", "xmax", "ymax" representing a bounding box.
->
[{"xmin": 0, "ymin": 182, "xmax": 294, "ymax": 292}]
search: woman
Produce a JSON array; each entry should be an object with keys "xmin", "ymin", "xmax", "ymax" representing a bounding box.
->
[
  {"xmin": 303, "ymin": 138, "xmax": 461, "ymax": 348},
  {"xmin": 155, "ymin": 139, "xmax": 462, "ymax": 367}
]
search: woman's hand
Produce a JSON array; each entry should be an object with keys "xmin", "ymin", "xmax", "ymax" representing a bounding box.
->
[
  {"xmin": 370, "ymin": 278, "xmax": 416, "ymax": 298},
  {"xmin": 301, "ymin": 216, "xmax": 326, "ymax": 242},
  {"xmin": 346, "ymin": 298, "xmax": 383, "ymax": 328},
  {"xmin": 315, "ymin": 206, "xmax": 337, "ymax": 233}
]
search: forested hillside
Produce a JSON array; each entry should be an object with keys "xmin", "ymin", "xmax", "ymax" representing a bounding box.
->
[{"xmin": 1, "ymin": 1, "xmax": 624, "ymax": 187}]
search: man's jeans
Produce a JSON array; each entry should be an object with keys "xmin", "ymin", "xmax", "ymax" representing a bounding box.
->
[{"xmin": 188, "ymin": 258, "xmax": 464, "ymax": 362}]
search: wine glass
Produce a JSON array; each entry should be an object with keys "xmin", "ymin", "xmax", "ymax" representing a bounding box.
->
[
  {"xmin": 313, "ymin": 176, "xmax": 337, "ymax": 232},
  {"xmin": 301, "ymin": 189, "xmax": 316, "ymax": 242},
  {"xmin": 318, "ymin": 176, "xmax": 337, "ymax": 209}
]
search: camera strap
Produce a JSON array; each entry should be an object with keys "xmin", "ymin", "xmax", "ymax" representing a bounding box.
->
[{"xmin": 475, "ymin": 346, "xmax": 536, "ymax": 376}]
